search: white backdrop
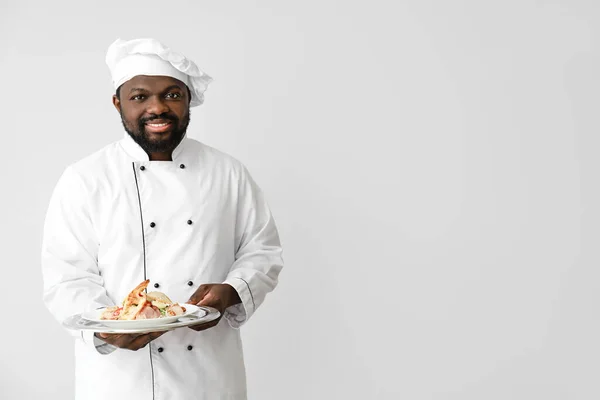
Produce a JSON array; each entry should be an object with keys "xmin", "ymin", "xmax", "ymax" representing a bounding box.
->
[{"xmin": 1, "ymin": 0, "xmax": 599, "ymax": 399}]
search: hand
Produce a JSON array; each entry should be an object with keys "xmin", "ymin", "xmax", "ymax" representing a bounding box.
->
[
  {"xmin": 94, "ymin": 331, "xmax": 165, "ymax": 351},
  {"xmin": 185, "ymin": 283, "xmax": 241, "ymax": 332}
]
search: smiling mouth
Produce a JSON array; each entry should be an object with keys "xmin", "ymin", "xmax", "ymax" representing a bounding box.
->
[{"xmin": 145, "ymin": 120, "xmax": 173, "ymax": 133}]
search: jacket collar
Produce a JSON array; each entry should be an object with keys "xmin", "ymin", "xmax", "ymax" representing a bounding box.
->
[{"xmin": 119, "ymin": 132, "xmax": 188, "ymax": 162}]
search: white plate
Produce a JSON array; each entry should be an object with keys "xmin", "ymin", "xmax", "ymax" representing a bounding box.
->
[
  {"xmin": 64, "ymin": 306, "xmax": 220, "ymax": 334},
  {"xmin": 81, "ymin": 304, "xmax": 204, "ymax": 329}
]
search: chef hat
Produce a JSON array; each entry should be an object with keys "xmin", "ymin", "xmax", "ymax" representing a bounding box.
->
[{"xmin": 106, "ymin": 38, "xmax": 213, "ymax": 107}]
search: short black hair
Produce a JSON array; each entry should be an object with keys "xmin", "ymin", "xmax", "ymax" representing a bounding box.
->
[{"xmin": 115, "ymin": 84, "xmax": 192, "ymax": 104}]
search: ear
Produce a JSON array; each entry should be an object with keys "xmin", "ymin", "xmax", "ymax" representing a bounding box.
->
[{"xmin": 112, "ymin": 95, "xmax": 121, "ymax": 113}]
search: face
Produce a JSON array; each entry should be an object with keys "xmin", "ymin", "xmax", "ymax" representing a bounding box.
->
[{"xmin": 113, "ymin": 75, "xmax": 191, "ymax": 155}]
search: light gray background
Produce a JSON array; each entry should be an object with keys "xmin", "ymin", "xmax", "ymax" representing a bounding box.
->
[{"xmin": 1, "ymin": 0, "xmax": 598, "ymax": 399}]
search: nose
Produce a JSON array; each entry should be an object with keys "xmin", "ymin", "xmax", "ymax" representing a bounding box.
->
[{"xmin": 145, "ymin": 95, "xmax": 169, "ymax": 116}]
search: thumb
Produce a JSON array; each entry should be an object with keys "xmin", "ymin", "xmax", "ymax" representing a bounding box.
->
[
  {"xmin": 186, "ymin": 284, "xmax": 211, "ymax": 305},
  {"xmin": 197, "ymin": 292, "xmax": 216, "ymax": 307}
]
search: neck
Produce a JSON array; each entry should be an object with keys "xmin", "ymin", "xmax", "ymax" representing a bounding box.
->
[{"xmin": 149, "ymin": 152, "xmax": 173, "ymax": 161}]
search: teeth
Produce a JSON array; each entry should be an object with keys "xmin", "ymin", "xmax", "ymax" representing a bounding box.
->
[{"xmin": 147, "ymin": 122, "xmax": 169, "ymax": 127}]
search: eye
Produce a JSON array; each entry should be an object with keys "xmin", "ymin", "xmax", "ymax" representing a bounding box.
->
[
  {"xmin": 165, "ymin": 92, "xmax": 182, "ymax": 99},
  {"xmin": 131, "ymin": 94, "xmax": 146, "ymax": 101}
]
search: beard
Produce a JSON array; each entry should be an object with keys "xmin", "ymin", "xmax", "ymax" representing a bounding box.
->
[{"xmin": 121, "ymin": 110, "xmax": 190, "ymax": 154}]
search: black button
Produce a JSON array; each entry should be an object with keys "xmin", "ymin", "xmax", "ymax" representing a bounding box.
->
[
  {"xmin": 150, "ymin": 222, "xmax": 156, "ymax": 228},
  {"xmin": 154, "ymin": 283, "xmax": 159, "ymax": 288},
  {"xmin": 187, "ymin": 281, "xmax": 193, "ymax": 286},
  {"xmin": 187, "ymin": 345, "xmax": 193, "ymax": 351},
  {"xmin": 187, "ymin": 220, "xmax": 193, "ymax": 225},
  {"xmin": 180, "ymin": 164, "xmax": 186, "ymax": 169},
  {"xmin": 140, "ymin": 166, "xmax": 146, "ymax": 171},
  {"xmin": 157, "ymin": 347, "xmax": 164, "ymax": 353}
]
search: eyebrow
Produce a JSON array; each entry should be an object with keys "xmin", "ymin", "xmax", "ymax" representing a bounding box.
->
[
  {"xmin": 129, "ymin": 87, "xmax": 148, "ymax": 94},
  {"xmin": 129, "ymin": 85, "xmax": 184, "ymax": 94},
  {"xmin": 162, "ymin": 85, "xmax": 185, "ymax": 93}
]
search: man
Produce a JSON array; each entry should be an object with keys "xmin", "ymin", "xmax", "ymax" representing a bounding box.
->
[{"xmin": 41, "ymin": 38, "xmax": 284, "ymax": 400}]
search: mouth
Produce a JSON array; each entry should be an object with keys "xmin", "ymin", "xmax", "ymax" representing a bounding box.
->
[{"xmin": 144, "ymin": 120, "xmax": 173, "ymax": 133}]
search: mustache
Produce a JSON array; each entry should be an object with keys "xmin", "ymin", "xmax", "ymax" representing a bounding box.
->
[{"xmin": 140, "ymin": 113, "xmax": 178, "ymax": 124}]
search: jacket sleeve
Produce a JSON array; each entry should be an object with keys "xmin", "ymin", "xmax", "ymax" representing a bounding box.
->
[
  {"xmin": 41, "ymin": 166, "xmax": 115, "ymax": 353},
  {"xmin": 223, "ymin": 164, "xmax": 284, "ymax": 328}
]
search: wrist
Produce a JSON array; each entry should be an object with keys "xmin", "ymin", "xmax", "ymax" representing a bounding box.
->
[{"xmin": 224, "ymin": 284, "xmax": 241, "ymax": 309}]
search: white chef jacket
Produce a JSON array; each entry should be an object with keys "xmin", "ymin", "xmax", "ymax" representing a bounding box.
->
[{"xmin": 41, "ymin": 132, "xmax": 284, "ymax": 400}]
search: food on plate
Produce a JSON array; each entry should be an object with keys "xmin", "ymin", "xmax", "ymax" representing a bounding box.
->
[{"xmin": 100, "ymin": 279, "xmax": 187, "ymax": 321}]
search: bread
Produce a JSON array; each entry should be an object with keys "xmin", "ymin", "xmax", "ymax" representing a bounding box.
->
[
  {"xmin": 146, "ymin": 291, "xmax": 174, "ymax": 310},
  {"xmin": 119, "ymin": 279, "xmax": 150, "ymax": 320},
  {"xmin": 146, "ymin": 291, "xmax": 173, "ymax": 304}
]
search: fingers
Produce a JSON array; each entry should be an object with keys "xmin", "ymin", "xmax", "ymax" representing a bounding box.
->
[
  {"xmin": 197, "ymin": 292, "xmax": 216, "ymax": 307},
  {"xmin": 188, "ymin": 318, "xmax": 220, "ymax": 332},
  {"xmin": 197, "ymin": 291, "xmax": 226, "ymax": 314},
  {"xmin": 127, "ymin": 332, "xmax": 164, "ymax": 351},
  {"xmin": 95, "ymin": 333, "xmax": 133, "ymax": 346},
  {"xmin": 95, "ymin": 332, "xmax": 164, "ymax": 351},
  {"xmin": 186, "ymin": 284, "xmax": 212, "ymax": 305},
  {"xmin": 110, "ymin": 334, "xmax": 139, "ymax": 348},
  {"xmin": 124, "ymin": 335, "xmax": 149, "ymax": 350}
]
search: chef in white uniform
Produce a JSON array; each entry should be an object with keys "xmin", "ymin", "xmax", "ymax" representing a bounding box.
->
[{"xmin": 41, "ymin": 38, "xmax": 284, "ymax": 400}]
